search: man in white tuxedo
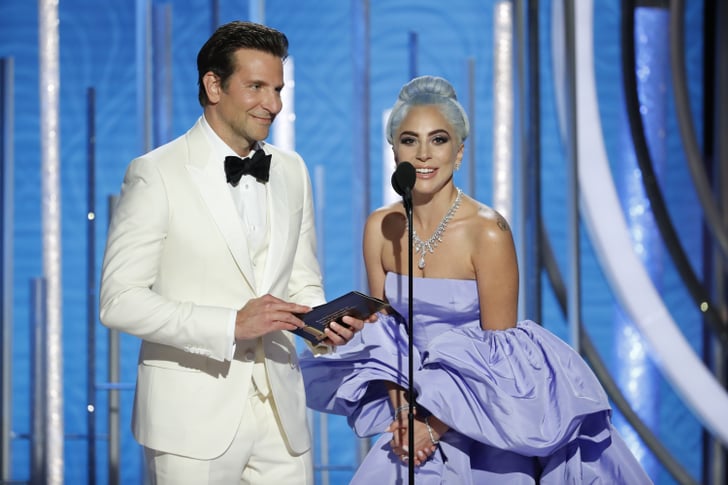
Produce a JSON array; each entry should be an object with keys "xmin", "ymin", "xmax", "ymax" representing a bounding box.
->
[{"xmin": 99, "ymin": 21, "xmax": 367, "ymax": 484}]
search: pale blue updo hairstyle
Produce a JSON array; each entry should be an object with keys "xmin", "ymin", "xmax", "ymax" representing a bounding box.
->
[{"xmin": 385, "ymin": 75, "xmax": 470, "ymax": 146}]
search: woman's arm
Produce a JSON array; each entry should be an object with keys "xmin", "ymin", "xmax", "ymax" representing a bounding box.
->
[
  {"xmin": 363, "ymin": 209, "xmax": 388, "ymax": 299},
  {"xmin": 473, "ymin": 208, "xmax": 519, "ymax": 330}
]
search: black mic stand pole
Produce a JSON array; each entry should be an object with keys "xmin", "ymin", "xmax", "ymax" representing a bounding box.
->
[
  {"xmin": 404, "ymin": 187, "xmax": 415, "ymax": 483},
  {"xmin": 391, "ymin": 161, "xmax": 417, "ymax": 482}
]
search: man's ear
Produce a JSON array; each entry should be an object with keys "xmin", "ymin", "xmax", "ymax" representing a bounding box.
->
[{"xmin": 202, "ymin": 72, "xmax": 221, "ymax": 104}]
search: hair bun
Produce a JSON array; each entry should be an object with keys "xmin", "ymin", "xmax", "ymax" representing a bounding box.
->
[
  {"xmin": 398, "ymin": 75, "xmax": 458, "ymax": 103},
  {"xmin": 386, "ymin": 74, "xmax": 469, "ymax": 144}
]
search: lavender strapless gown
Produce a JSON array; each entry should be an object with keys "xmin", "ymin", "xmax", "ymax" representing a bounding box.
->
[{"xmin": 300, "ymin": 273, "xmax": 652, "ymax": 484}]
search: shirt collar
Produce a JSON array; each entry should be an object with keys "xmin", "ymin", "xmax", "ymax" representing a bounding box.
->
[{"xmin": 200, "ymin": 114, "xmax": 262, "ymax": 160}]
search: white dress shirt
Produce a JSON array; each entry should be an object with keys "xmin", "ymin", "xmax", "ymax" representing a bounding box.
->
[{"xmin": 200, "ymin": 115, "xmax": 271, "ymax": 373}]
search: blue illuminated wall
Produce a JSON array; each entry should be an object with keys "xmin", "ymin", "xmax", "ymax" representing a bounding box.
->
[{"xmin": 0, "ymin": 0, "xmax": 709, "ymax": 484}]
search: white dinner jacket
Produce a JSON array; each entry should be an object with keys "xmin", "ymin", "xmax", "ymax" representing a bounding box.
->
[{"xmin": 99, "ymin": 118, "xmax": 325, "ymax": 459}]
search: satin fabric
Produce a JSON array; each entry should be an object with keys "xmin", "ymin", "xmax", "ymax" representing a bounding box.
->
[{"xmin": 300, "ymin": 273, "xmax": 652, "ymax": 484}]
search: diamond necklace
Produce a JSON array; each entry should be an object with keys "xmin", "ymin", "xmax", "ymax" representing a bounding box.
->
[{"xmin": 409, "ymin": 187, "xmax": 463, "ymax": 269}]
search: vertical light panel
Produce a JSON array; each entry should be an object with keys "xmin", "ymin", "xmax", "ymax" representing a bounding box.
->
[
  {"xmin": 492, "ymin": 1, "xmax": 514, "ymax": 222},
  {"xmin": 563, "ymin": 0, "xmax": 580, "ymax": 351},
  {"xmin": 352, "ymin": 0, "xmax": 371, "ymax": 466},
  {"xmin": 408, "ymin": 32, "xmax": 418, "ymax": 79},
  {"xmin": 0, "ymin": 57, "xmax": 14, "ymax": 483},
  {"xmin": 466, "ymin": 58, "xmax": 477, "ymax": 198},
  {"xmin": 381, "ymin": 109, "xmax": 397, "ymax": 206},
  {"xmin": 136, "ymin": 0, "xmax": 152, "ymax": 154},
  {"xmin": 311, "ymin": 165, "xmax": 329, "ymax": 485},
  {"xmin": 248, "ymin": 0, "xmax": 265, "ymax": 24},
  {"xmin": 152, "ymin": 4, "xmax": 173, "ymax": 147},
  {"xmin": 382, "ymin": 27, "xmax": 417, "ymax": 207},
  {"xmin": 272, "ymin": 58, "xmax": 295, "ymax": 151},
  {"xmin": 613, "ymin": 8, "xmax": 665, "ymax": 475},
  {"xmin": 352, "ymin": 0, "xmax": 370, "ymax": 294},
  {"xmin": 38, "ymin": 0, "xmax": 63, "ymax": 483}
]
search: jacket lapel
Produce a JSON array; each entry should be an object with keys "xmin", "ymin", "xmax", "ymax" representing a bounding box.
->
[
  {"xmin": 184, "ymin": 121, "xmax": 256, "ymax": 291},
  {"xmin": 259, "ymin": 149, "xmax": 289, "ymax": 294}
]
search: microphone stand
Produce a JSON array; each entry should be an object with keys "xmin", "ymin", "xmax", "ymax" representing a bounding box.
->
[
  {"xmin": 391, "ymin": 161, "xmax": 417, "ymax": 482},
  {"xmin": 403, "ymin": 187, "xmax": 415, "ymax": 483}
]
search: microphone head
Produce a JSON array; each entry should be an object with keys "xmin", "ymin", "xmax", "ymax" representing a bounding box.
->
[
  {"xmin": 390, "ymin": 172, "xmax": 403, "ymax": 196},
  {"xmin": 391, "ymin": 161, "xmax": 416, "ymax": 196}
]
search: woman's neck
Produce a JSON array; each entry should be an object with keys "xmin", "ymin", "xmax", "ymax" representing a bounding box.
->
[{"xmin": 410, "ymin": 185, "xmax": 460, "ymax": 231}]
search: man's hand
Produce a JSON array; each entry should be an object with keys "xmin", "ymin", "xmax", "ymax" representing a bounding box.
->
[
  {"xmin": 234, "ymin": 294, "xmax": 310, "ymax": 341},
  {"xmin": 321, "ymin": 313, "xmax": 378, "ymax": 346}
]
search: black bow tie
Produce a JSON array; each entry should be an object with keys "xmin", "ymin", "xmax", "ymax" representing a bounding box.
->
[{"xmin": 224, "ymin": 150, "xmax": 272, "ymax": 186}]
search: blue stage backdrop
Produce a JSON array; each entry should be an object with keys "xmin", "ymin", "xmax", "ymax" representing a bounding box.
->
[{"xmin": 0, "ymin": 0, "xmax": 709, "ymax": 484}]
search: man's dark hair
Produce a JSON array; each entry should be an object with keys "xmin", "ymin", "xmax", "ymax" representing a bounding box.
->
[{"xmin": 196, "ymin": 21, "xmax": 289, "ymax": 106}]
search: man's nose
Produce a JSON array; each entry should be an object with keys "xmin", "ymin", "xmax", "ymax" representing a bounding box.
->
[{"xmin": 262, "ymin": 89, "xmax": 282, "ymax": 114}]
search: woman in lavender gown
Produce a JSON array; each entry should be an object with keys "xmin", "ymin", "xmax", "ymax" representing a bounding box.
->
[{"xmin": 301, "ymin": 75, "xmax": 652, "ymax": 484}]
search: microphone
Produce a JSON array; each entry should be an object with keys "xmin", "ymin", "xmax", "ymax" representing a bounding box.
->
[{"xmin": 391, "ymin": 161, "xmax": 416, "ymax": 198}]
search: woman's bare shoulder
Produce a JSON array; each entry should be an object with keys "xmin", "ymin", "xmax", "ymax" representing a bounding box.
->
[
  {"xmin": 466, "ymin": 199, "xmax": 513, "ymax": 243},
  {"xmin": 366, "ymin": 202, "xmax": 406, "ymax": 227},
  {"xmin": 370, "ymin": 201, "xmax": 403, "ymax": 217}
]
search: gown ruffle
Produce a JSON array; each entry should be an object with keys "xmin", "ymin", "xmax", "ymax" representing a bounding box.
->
[{"xmin": 300, "ymin": 273, "xmax": 652, "ymax": 484}]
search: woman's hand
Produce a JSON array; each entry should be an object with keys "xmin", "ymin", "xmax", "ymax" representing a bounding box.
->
[
  {"xmin": 322, "ymin": 313, "xmax": 377, "ymax": 346},
  {"xmin": 387, "ymin": 411, "xmax": 442, "ymax": 466}
]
